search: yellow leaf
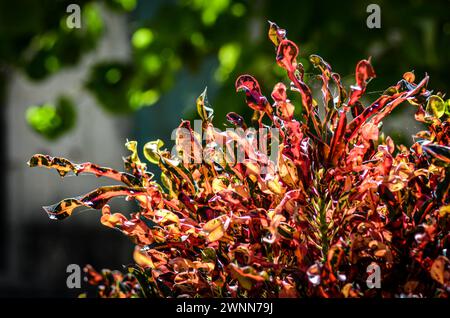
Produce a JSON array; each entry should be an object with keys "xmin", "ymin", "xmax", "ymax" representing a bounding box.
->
[
  {"xmin": 203, "ymin": 215, "xmax": 229, "ymax": 242},
  {"xmin": 155, "ymin": 209, "xmax": 180, "ymax": 225},
  {"xmin": 426, "ymin": 95, "xmax": 445, "ymax": 118},
  {"xmin": 403, "ymin": 71, "xmax": 415, "ymax": 83},
  {"xmin": 278, "ymin": 151, "xmax": 298, "ymax": 188},
  {"xmin": 228, "ymin": 263, "xmax": 268, "ymax": 290},
  {"xmin": 430, "ymin": 256, "xmax": 449, "ymax": 285},
  {"xmin": 439, "ymin": 205, "xmax": 450, "ymax": 218},
  {"xmin": 133, "ymin": 248, "xmax": 154, "ymax": 268},
  {"xmin": 267, "ymin": 176, "xmax": 285, "ymax": 195},
  {"xmin": 212, "ymin": 177, "xmax": 228, "ymax": 193}
]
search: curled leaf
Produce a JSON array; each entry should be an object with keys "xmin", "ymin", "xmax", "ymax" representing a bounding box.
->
[
  {"xmin": 268, "ymin": 21, "xmax": 286, "ymax": 47},
  {"xmin": 426, "ymin": 95, "xmax": 445, "ymax": 118},
  {"xmin": 43, "ymin": 185, "xmax": 147, "ymax": 220},
  {"xmin": 235, "ymin": 74, "xmax": 261, "ymax": 94},
  {"xmin": 203, "ymin": 215, "xmax": 230, "ymax": 242},
  {"xmin": 28, "ymin": 154, "xmax": 75, "ymax": 177},
  {"xmin": 430, "ymin": 256, "xmax": 449, "ymax": 286},
  {"xmin": 271, "ymin": 82, "xmax": 287, "ymax": 103},
  {"xmin": 276, "ymin": 40, "xmax": 298, "ymax": 73},
  {"xmin": 228, "ymin": 263, "xmax": 268, "ymax": 290},
  {"xmin": 235, "ymin": 74, "xmax": 270, "ymax": 113},
  {"xmin": 403, "ymin": 71, "xmax": 415, "ymax": 83},
  {"xmin": 348, "ymin": 59, "xmax": 376, "ymax": 106},
  {"xmin": 28, "ymin": 154, "xmax": 140, "ymax": 186},
  {"xmin": 226, "ymin": 112, "xmax": 246, "ymax": 128},
  {"xmin": 143, "ymin": 139, "xmax": 164, "ymax": 164},
  {"xmin": 197, "ymin": 87, "xmax": 214, "ymax": 123}
]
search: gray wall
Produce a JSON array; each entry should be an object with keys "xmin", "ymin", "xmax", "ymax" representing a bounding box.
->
[{"xmin": 1, "ymin": 6, "xmax": 135, "ymax": 296}]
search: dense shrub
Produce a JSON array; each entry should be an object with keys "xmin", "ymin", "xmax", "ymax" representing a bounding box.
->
[{"xmin": 29, "ymin": 22, "xmax": 450, "ymax": 298}]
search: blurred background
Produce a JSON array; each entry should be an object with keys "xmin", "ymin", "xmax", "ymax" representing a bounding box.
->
[{"xmin": 0, "ymin": 0, "xmax": 448, "ymax": 297}]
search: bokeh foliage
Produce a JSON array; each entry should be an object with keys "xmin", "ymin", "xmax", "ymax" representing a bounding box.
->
[{"xmin": 0, "ymin": 0, "xmax": 449, "ymax": 140}]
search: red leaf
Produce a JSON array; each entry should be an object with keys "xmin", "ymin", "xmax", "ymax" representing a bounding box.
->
[
  {"xmin": 235, "ymin": 74, "xmax": 270, "ymax": 113},
  {"xmin": 348, "ymin": 59, "xmax": 376, "ymax": 106},
  {"xmin": 276, "ymin": 40, "xmax": 299, "ymax": 73},
  {"xmin": 271, "ymin": 82, "xmax": 287, "ymax": 103}
]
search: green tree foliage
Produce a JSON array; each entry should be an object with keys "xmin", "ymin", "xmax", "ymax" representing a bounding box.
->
[{"xmin": 1, "ymin": 0, "xmax": 449, "ymax": 140}]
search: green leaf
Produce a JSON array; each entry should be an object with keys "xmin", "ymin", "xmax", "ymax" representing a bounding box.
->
[
  {"xmin": 143, "ymin": 139, "xmax": 164, "ymax": 164},
  {"xmin": 125, "ymin": 140, "xmax": 142, "ymax": 166},
  {"xmin": 196, "ymin": 87, "xmax": 214, "ymax": 123},
  {"xmin": 426, "ymin": 95, "xmax": 445, "ymax": 118}
]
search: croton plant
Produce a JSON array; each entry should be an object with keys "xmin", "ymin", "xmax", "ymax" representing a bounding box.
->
[{"xmin": 29, "ymin": 22, "xmax": 450, "ymax": 298}]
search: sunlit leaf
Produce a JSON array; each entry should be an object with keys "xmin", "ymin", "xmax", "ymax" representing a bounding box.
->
[
  {"xmin": 348, "ymin": 59, "xmax": 375, "ymax": 106},
  {"xmin": 28, "ymin": 154, "xmax": 140, "ymax": 186},
  {"xmin": 143, "ymin": 139, "xmax": 164, "ymax": 164},
  {"xmin": 226, "ymin": 112, "xmax": 246, "ymax": 128},
  {"xmin": 267, "ymin": 21, "xmax": 286, "ymax": 47},
  {"xmin": 403, "ymin": 71, "xmax": 415, "ymax": 83},
  {"xmin": 276, "ymin": 40, "xmax": 298, "ymax": 73},
  {"xmin": 235, "ymin": 74, "xmax": 270, "ymax": 113},
  {"xmin": 426, "ymin": 95, "xmax": 445, "ymax": 118},
  {"xmin": 196, "ymin": 87, "xmax": 214, "ymax": 123},
  {"xmin": 430, "ymin": 256, "xmax": 449, "ymax": 285},
  {"xmin": 42, "ymin": 185, "xmax": 147, "ymax": 220},
  {"xmin": 228, "ymin": 263, "xmax": 268, "ymax": 290},
  {"xmin": 203, "ymin": 215, "xmax": 230, "ymax": 242}
]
